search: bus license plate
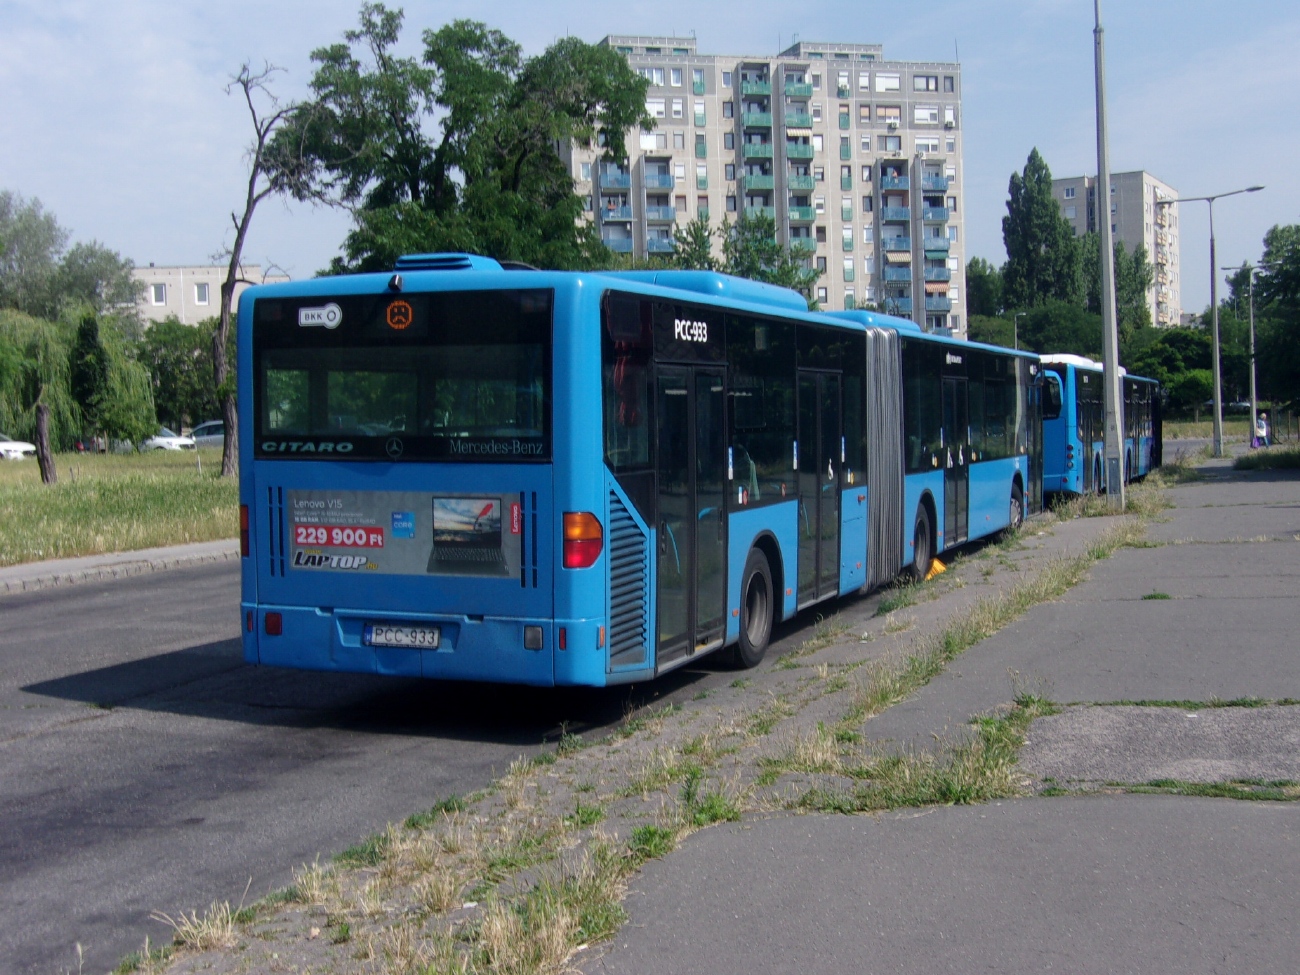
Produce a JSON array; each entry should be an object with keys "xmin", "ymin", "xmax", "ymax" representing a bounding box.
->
[{"xmin": 364, "ymin": 624, "xmax": 440, "ymax": 649}]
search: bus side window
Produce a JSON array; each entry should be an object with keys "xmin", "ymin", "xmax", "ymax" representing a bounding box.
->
[{"xmin": 1043, "ymin": 374, "xmax": 1062, "ymax": 420}]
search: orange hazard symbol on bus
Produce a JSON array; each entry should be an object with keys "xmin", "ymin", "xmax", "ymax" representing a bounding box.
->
[{"xmin": 386, "ymin": 299, "xmax": 413, "ymax": 330}]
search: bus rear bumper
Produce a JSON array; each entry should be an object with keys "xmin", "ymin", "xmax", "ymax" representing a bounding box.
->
[{"xmin": 241, "ymin": 603, "xmax": 561, "ymax": 686}]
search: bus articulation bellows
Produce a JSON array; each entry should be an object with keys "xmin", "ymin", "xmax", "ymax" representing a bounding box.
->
[{"xmin": 239, "ymin": 253, "xmax": 1043, "ymax": 686}]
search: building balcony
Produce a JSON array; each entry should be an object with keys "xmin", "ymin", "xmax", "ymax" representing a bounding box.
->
[
  {"xmin": 841, "ymin": 237, "xmax": 854, "ymax": 252},
  {"xmin": 843, "ymin": 267, "xmax": 855, "ymax": 282},
  {"xmin": 693, "ymin": 80, "xmax": 706, "ymax": 95},
  {"xmin": 601, "ymin": 205, "xmax": 633, "ymax": 221},
  {"xmin": 838, "ymin": 114, "xmax": 851, "ymax": 130},
  {"xmin": 788, "ymin": 206, "xmax": 816, "ymax": 223},
  {"xmin": 742, "ymin": 174, "xmax": 775, "ymax": 192},
  {"xmin": 888, "ymin": 297, "xmax": 914, "ymax": 314},
  {"xmin": 697, "ymin": 175, "xmax": 708, "ymax": 190},
  {"xmin": 694, "ymin": 113, "xmax": 706, "ymax": 127},
  {"xmin": 643, "ymin": 173, "xmax": 674, "ymax": 189},
  {"xmin": 925, "ymin": 296, "xmax": 952, "ymax": 312},
  {"xmin": 881, "ymin": 206, "xmax": 910, "ymax": 222},
  {"xmin": 601, "ymin": 173, "xmax": 632, "ymax": 189},
  {"xmin": 787, "ymin": 174, "xmax": 815, "ymax": 191},
  {"xmin": 839, "ymin": 143, "xmax": 852, "ymax": 160},
  {"xmin": 743, "ymin": 143, "xmax": 774, "ymax": 160},
  {"xmin": 922, "ymin": 237, "xmax": 951, "ymax": 253},
  {"xmin": 744, "ymin": 205, "xmax": 776, "ymax": 221},
  {"xmin": 791, "ymin": 238, "xmax": 816, "ymax": 255},
  {"xmin": 645, "ymin": 206, "xmax": 677, "ymax": 222},
  {"xmin": 883, "ymin": 236, "xmax": 912, "ymax": 251},
  {"xmin": 923, "ymin": 267, "xmax": 951, "ymax": 282},
  {"xmin": 841, "ymin": 206, "xmax": 853, "ymax": 221},
  {"xmin": 922, "ymin": 207, "xmax": 949, "ymax": 223},
  {"xmin": 741, "ymin": 80, "xmax": 772, "ymax": 96},
  {"xmin": 920, "ymin": 176, "xmax": 949, "ymax": 192},
  {"xmin": 742, "ymin": 112, "xmax": 773, "ymax": 129},
  {"xmin": 841, "ymin": 176, "xmax": 853, "ymax": 191},
  {"xmin": 784, "ymin": 112, "xmax": 813, "ymax": 128},
  {"xmin": 784, "ymin": 81, "xmax": 813, "ymax": 97},
  {"xmin": 695, "ymin": 142, "xmax": 707, "ymax": 159},
  {"xmin": 646, "ymin": 238, "xmax": 675, "ymax": 254},
  {"xmin": 883, "ymin": 266, "xmax": 912, "ymax": 282},
  {"xmin": 785, "ymin": 143, "xmax": 814, "ymax": 160},
  {"xmin": 603, "ymin": 238, "xmax": 633, "ymax": 253},
  {"xmin": 880, "ymin": 175, "xmax": 910, "ymax": 190}
]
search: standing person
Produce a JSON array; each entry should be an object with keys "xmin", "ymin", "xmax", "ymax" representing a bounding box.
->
[{"xmin": 1256, "ymin": 411, "xmax": 1270, "ymax": 448}]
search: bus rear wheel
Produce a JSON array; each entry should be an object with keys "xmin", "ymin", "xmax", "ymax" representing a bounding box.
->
[
  {"xmin": 1010, "ymin": 483, "xmax": 1025, "ymax": 529},
  {"xmin": 908, "ymin": 505, "xmax": 934, "ymax": 581},
  {"xmin": 731, "ymin": 549, "xmax": 773, "ymax": 669}
]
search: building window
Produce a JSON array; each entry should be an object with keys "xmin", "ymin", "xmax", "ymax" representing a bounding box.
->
[
  {"xmin": 813, "ymin": 166, "xmax": 825, "ymax": 182},
  {"xmin": 950, "ymin": 286, "xmax": 960, "ymax": 302},
  {"xmin": 150, "ymin": 283, "xmax": 166, "ymax": 305},
  {"xmin": 858, "ymin": 104, "xmax": 871, "ymax": 125},
  {"xmin": 818, "ymin": 286, "xmax": 828, "ymax": 303},
  {"xmin": 697, "ymin": 195, "xmax": 708, "ymax": 212},
  {"xmin": 945, "ymin": 138, "xmax": 956, "ymax": 153},
  {"xmin": 914, "ymin": 105, "xmax": 939, "ymax": 125},
  {"xmin": 862, "ymin": 195, "xmax": 873, "ymax": 212},
  {"xmin": 947, "ymin": 226, "xmax": 959, "ymax": 242},
  {"xmin": 673, "ymin": 131, "xmax": 685, "ymax": 150},
  {"xmin": 725, "ymin": 163, "xmax": 736, "ymax": 180},
  {"xmin": 694, "ymin": 100, "xmax": 706, "ymax": 125},
  {"xmin": 812, "ymin": 134, "xmax": 823, "ymax": 152},
  {"xmin": 671, "ymin": 98, "xmax": 684, "ymax": 119},
  {"xmin": 194, "ymin": 282, "xmax": 209, "ymax": 304},
  {"xmin": 948, "ymin": 257, "xmax": 959, "ymax": 271},
  {"xmin": 916, "ymin": 138, "xmax": 940, "ymax": 153},
  {"xmin": 947, "ymin": 195, "xmax": 957, "ymax": 212},
  {"xmin": 676, "ymin": 195, "xmax": 688, "ymax": 212},
  {"xmin": 944, "ymin": 106, "xmax": 956, "ymax": 126},
  {"xmin": 583, "ymin": 194, "xmax": 593, "ymax": 211},
  {"xmin": 580, "ymin": 162, "xmax": 592, "ymax": 180},
  {"xmin": 814, "ymin": 196, "xmax": 825, "ymax": 213},
  {"xmin": 914, "ymin": 75, "xmax": 938, "ymax": 92},
  {"xmin": 816, "ymin": 226, "xmax": 827, "ymax": 243},
  {"xmin": 859, "ymin": 72, "xmax": 870, "ymax": 91},
  {"xmin": 647, "ymin": 98, "xmax": 666, "ymax": 118},
  {"xmin": 816, "ymin": 256, "xmax": 827, "ymax": 272},
  {"xmin": 670, "ymin": 68, "xmax": 682, "ymax": 87},
  {"xmin": 943, "ymin": 76, "xmax": 955, "ymax": 92},
  {"xmin": 639, "ymin": 67, "xmax": 665, "ymax": 86},
  {"xmin": 865, "ymin": 255, "xmax": 875, "ymax": 274},
  {"xmin": 675, "ymin": 162, "xmax": 686, "ymax": 181},
  {"xmin": 812, "ymin": 104, "xmax": 823, "ymax": 122},
  {"xmin": 723, "ymin": 132, "xmax": 734, "ymax": 149},
  {"xmin": 722, "ymin": 70, "xmax": 732, "ymax": 87},
  {"xmin": 726, "ymin": 195, "xmax": 737, "ymax": 212},
  {"xmin": 876, "ymin": 105, "xmax": 900, "ymax": 124},
  {"xmin": 875, "ymin": 73, "xmax": 900, "ymax": 92},
  {"xmin": 879, "ymin": 135, "xmax": 902, "ymax": 152},
  {"xmin": 811, "ymin": 73, "xmax": 821, "ymax": 89},
  {"xmin": 1064, "ymin": 187, "xmax": 1076, "ymax": 199},
  {"xmin": 694, "ymin": 68, "xmax": 706, "ymax": 89},
  {"xmin": 722, "ymin": 100, "xmax": 734, "ymax": 118}
]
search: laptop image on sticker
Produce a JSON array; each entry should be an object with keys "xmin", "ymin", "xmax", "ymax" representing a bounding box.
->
[{"xmin": 427, "ymin": 497, "xmax": 509, "ymax": 576}]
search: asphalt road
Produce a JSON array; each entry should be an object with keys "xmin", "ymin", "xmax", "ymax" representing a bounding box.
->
[{"xmin": 0, "ymin": 561, "xmax": 766, "ymax": 975}]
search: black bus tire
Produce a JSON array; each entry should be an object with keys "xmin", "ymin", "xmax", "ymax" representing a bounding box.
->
[
  {"xmin": 908, "ymin": 505, "xmax": 934, "ymax": 581},
  {"xmin": 731, "ymin": 548, "xmax": 774, "ymax": 669},
  {"xmin": 1010, "ymin": 483, "xmax": 1025, "ymax": 529}
]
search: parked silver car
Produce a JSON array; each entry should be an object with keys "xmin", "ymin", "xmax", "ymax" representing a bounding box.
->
[
  {"xmin": 0, "ymin": 432, "xmax": 36, "ymax": 460},
  {"xmin": 142, "ymin": 427, "xmax": 196, "ymax": 451},
  {"xmin": 191, "ymin": 420, "xmax": 225, "ymax": 448}
]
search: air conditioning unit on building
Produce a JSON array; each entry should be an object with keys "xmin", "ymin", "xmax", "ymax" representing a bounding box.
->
[{"xmin": 887, "ymin": 119, "xmax": 898, "ymax": 129}]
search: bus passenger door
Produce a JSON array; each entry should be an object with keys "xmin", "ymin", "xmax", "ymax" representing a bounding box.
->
[
  {"xmin": 797, "ymin": 371, "xmax": 843, "ymax": 607},
  {"xmin": 655, "ymin": 367, "xmax": 727, "ymax": 667},
  {"xmin": 942, "ymin": 376, "xmax": 969, "ymax": 547}
]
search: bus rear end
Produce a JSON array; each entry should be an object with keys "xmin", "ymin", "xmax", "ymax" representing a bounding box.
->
[{"xmin": 238, "ymin": 269, "xmax": 568, "ymax": 686}]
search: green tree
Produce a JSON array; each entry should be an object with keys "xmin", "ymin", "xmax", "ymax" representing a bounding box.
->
[
  {"xmin": 671, "ymin": 215, "xmax": 717, "ymax": 271},
  {"xmin": 1168, "ymin": 369, "xmax": 1214, "ymax": 416},
  {"xmin": 1082, "ymin": 234, "xmax": 1153, "ymax": 340},
  {"xmin": 719, "ymin": 212, "xmax": 818, "ymax": 298},
  {"xmin": 0, "ymin": 310, "xmax": 79, "ymax": 451},
  {"xmin": 54, "ymin": 241, "xmax": 143, "ymax": 329},
  {"xmin": 1255, "ymin": 224, "xmax": 1300, "ymax": 406},
  {"xmin": 967, "ymin": 314, "xmax": 1015, "ymax": 348},
  {"xmin": 1014, "ymin": 300, "xmax": 1102, "ymax": 358},
  {"xmin": 276, "ymin": 6, "xmax": 651, "ymax": 270},
  {"xmin": 1001, "ymin": 149, "xmax": 1082, "ymax": 309},
  {"xmin": 965, "ymin": 256, "xmax": 1003, "ymax": 316},
  {"xmin": 139, "ymin": 317, "xmax": 224, "ymax": 430},
  {"xmin": 0, "ymin": 191, "xmax": 68, "ymax": 317},
  {"xmin": 69, "ymin": 314, "xmax": 110, "ymax": 434}
]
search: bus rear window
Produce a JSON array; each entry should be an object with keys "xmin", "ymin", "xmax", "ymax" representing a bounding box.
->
[
  {"xmin": 1043, "ymin": 373, "xmax": 1062, "ymax": 420},
  {"xmin": 254, "ymin": 289, "xmax": 551, "ymax": 461}
]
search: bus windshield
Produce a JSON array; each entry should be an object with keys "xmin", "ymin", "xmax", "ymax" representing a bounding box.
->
[{"xmin": 253, "ymin": 289, "xmax": 552, "ymax": 461}]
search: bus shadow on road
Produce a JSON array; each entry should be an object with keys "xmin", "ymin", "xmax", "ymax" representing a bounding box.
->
[{"xmin": 21, "ymin": 638, "xmax": 726, "ymax": 748}]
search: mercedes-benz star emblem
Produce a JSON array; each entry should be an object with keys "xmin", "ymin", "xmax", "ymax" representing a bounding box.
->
[{"xmin": 385, "ymin": 437, "xmax": 404, "ymax": 459}]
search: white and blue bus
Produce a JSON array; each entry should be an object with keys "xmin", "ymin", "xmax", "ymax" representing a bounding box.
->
[
  {"xmin": 1040, "ymin": 354, "xmax": 1161, "ymax": 495},
  {"xmin": 238, "ymin": 254, "xmax": 1041, "ymax": 686}
]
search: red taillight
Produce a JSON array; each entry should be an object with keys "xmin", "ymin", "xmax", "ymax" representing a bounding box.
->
[
  {"xmin": 265, "ymin": 612, "xmax": 282, "ymax": 636},
  {"xmin": 240, "ymin": 504, "xmax": 250, "ymax": 557},
  {"xmin": 558, "ymin": 627, "xmax": 567, "ymax": 650},
  {"xmin": 563, "ymin": 512, "xmax": 603, "ymax": 569},
  {"xmin": 245, "ymin": 611, "xmax": 253, "ymax": 632}
]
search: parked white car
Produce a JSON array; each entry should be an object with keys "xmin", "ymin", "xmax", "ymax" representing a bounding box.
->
[
  {"xmin": 142, "ymin": 427, "xmax": 196, "ymax": 451},
  {"xmin": 0, "ymin": 432, "xmax": 37, "ymax": 460},
  {"xmin": 191, "ymin": 420, "xmax": 225, "ymax": 448}
]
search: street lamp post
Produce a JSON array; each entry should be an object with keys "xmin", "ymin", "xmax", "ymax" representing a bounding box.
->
[
  {"xmin": 1013, "ymin": 312, "xmax": 1026, "ymax": 351},
  {"xmin": 1156, "ymin": 185, "xmax": 1263, "ymax": 457}
]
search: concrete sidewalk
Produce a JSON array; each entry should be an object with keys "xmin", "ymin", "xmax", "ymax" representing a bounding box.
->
[
  {"xmin": 588, "ymin": 466, "xmax": 1300, "ymax": 974},
  {"xmin": 0, "ymin": 538, "xmax": 238, "ymax": 596}
]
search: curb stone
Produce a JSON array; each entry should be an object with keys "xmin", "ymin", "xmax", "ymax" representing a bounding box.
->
[{"xmin": 0, "ymin": 541, "xmax": 240, "ymax": 596}]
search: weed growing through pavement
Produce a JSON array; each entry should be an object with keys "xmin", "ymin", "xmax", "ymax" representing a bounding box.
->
[
  {"xmin": 1234, "ymin": 445, "xmax": 1300, "ymax": 471},
  {"xmin": 1142, "ymin": 591, "xmax": 1171, "ymax": 600}
]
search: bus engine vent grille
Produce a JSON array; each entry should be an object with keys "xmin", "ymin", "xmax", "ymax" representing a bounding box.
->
[
  {"xmin": 266, "ymin": 486, "xmax": 287, "ymax": 576},
  {"xmin": 607, "ymin": 491, "xmax": 648, "ymax": 667}
]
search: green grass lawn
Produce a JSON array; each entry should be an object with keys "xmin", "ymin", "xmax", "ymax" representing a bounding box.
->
[
  {"xmin": 0, "ymin": 449, "xmax": 237, "ymax": 567},
  {"xmin": 1163, "ymin": 417, "xmax": 1253, "ymax": 440}
]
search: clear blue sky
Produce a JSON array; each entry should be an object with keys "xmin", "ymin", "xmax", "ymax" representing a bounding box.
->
[{"xmin": 2, "ymin": 0, "xmax": 1295, "ymax": 313}]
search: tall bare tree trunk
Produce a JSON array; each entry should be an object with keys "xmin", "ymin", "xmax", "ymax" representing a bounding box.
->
[{"xmin": 35, "ymin": 403, "xmax": 57, "ymax": 484}]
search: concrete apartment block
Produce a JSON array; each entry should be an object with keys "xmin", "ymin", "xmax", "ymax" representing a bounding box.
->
[
  {"xmin": 1053, "ymin": 170, "xmax": 1180, "ymax": 327},
  {"xmin": 567, "ymin": 36, "xmax": 967, "ymax": 337},
  {"xmin": 131, "ymin": 264, "xmax": 291, "ymax": 326}
]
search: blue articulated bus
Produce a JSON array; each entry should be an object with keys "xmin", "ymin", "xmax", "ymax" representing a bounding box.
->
[
  {"xmin": 1041, "ymin": 354, "xmax": 1162, "ymax": 495},
  {"xmin": 238, "ymin": 253, "xmax": 1041, "ymax": 687}
]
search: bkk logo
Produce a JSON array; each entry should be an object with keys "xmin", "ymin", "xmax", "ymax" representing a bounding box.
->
[{"xmin": 293, "ymin": 549, "xmax": 375, "ymax": 570}]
